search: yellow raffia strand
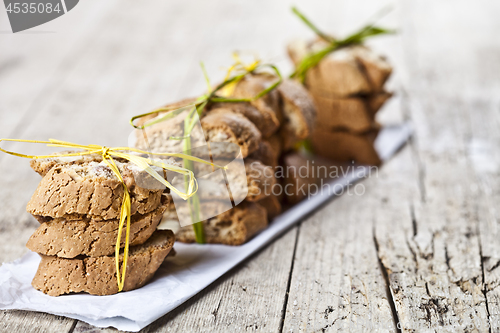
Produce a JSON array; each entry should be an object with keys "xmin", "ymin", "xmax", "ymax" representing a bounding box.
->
[
  {"xmin": 0, "ymin": 138, "xmax": 218, "ymax": 291},
  {"xmin": 130, "ymin": 61, "xmax": 282, "ymax": 130},
  {"xmin": 219, "ymin": 53, "xmax": 260, "ymax": 97},
  {"xmin": 290, "ymin": 6, "xmax": 395, "ymax": 82},
  {"xmin": 129, "ymin": 59, "xmax": 282, "ymax": 244}
]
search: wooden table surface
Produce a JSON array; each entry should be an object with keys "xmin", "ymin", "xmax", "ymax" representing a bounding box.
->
[{"xmin": 1, "ymin": 0, "xmax": 500, "ymax": 332}]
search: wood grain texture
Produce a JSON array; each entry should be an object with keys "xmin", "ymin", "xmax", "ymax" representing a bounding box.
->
[
  {"xmin": 73, "ymin": 227, "xmax": 298, "ymax": 333},
  {"xmin": 144, "ymin": 228, "xmax": 298, "ymax": 333},
  {"xmin": 372, "ymin": 1, "xmax": 500, "ymax": 332},
  {"xmin": 468, "ymin": 98, "xmax": 500, "ymax": 333},
  {"xmin": 0, "ymin": 310, "xmax": 76, "ymax": 333},
  {"xmin": 282, "ymin": 184, "xmax": 398, "ymax": 333},
  {"xmin": 1, "ymin": 0, "xmax": 500, "ymax": 332},
  {"xmin": 374, "ymin": 109, "xmax": 491, "ymax": 331}
]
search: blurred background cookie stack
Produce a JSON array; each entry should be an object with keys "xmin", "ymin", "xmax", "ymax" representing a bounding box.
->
[
  {"xmin": 288, "ymin": 41, "xmax": 392, "ymax": 166},
  {"xmin": 287, "ymin": 7, "xmax": 393, "ymax": 167},
  {"xmin": 24, "ymin": 155, "xmax": 175, "ymax": 296}
]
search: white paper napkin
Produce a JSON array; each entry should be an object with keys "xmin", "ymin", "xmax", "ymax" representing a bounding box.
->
[{"xmin": 0, "ymin": 123, "xmax": 412, "ymax": 331}]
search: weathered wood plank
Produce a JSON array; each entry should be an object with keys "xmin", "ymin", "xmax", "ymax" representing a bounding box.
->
[
  {"xmin": 0, "ymin": 310, "xmax": 76, "ymax": 333},
  {"xmin": 467, "ymin": 96, "xmax": 500, "ymax": 332},
  {"xmin": 374, "ymin": 108, "xmax": 490, "ymax": 331},
  {"xmin": 281, "ymin": 176, "xmax": 400, "ymax": 333},
  {"xmin": 372, "ymin": 0, "xmax": 500, "ymax": 331},
  {"xmin": 72, "ymin": 227, "xmax": 298, "ymax": 333},
  {"xmin": 0, "ymin": 0, "xmax": 119, "ymax": 143}
]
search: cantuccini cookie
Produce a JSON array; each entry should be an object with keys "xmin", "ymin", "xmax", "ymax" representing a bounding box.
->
[
  {"xmin": 288, "ymin": 35, "xmax": 392, "ymax": 166},
  {"xmin": 27, "ymin": 197, "xmax": 169, "ymax": 258},
  {"xmin": 288, "ymin": 41, "xmax": 372, "ymax": 97},
  {"xmin": 164, "ymin": 198, "xmax": 232, "ymax": 225},
  {"xmin": 277, "ymin": 79, "xmax": 317, "ymax": 151},
  {"xmin": 312, "ymin": 94, "xmax": 373, "ymax": 133},
  {"xmin": 310, "ymin": 128, "xmax": 381, "ymax": 166},
  {"xmin": 243, "ymin": 159, "xmax": 276, "ymax": 202},
  {"xmin": 30, "ymin": 154, "xmax": 107, "ymax": 177},
  {"xmin": 132, "ymin": 98, "xmax": 206, "ymax": 156},
  {"xmin": 231, "ymin": 73, "xmax": 283, "ymax": 125},
  {"xmin": 248, "ymin": 140, "xmax": 279, "ymax": 169},
  {"xmin": 26, "ymin": 159, "xmax": 170, "ymax": 221},
  {"xmin": 266, "ymin": 134, "xmax": 283, "ymax": 160},
  {"xmin": 350, "ymin": 45, "xmax": 392, "ymax": 92},
  {"xmin": 194, "ymin": 159, "xmax": 276, "ymax": 202},
  {"xmin": 175, "ymin": 201, "xmax": 267, "ymax": 245},
  {"xmin": 208, "ymin": 102, "xmax": 279, "ymax": 138},
  {"xmin": 366, "ymin": 91, "xmax": 393, "ymax": 116},
  {"xmin": 32, "ymin": 230, "xmax": 175, "ymax": 296},
  {"xmin": 201, "ymin": 108, "xmax": 261, "ymax": 158},
  {"xmin": 258, "ymin": 195, "xmax": 282, "ymax": 220},
  {"xmin": 282, "ymin": 153, "xmax": 319, "ymax": 205}
]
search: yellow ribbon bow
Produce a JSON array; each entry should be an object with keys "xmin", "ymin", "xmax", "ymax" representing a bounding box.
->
[
  {"xmin": 129, "ymin": 58, "xmax": 282, "ymax": 244},
  {"xmin": 0, "ymin": 138, "xmax": 215, "ymax": 291},
  {"xmin": 219, "ymin": 52, "xmax": 261, "ymax": 97},
  {"xmin": 130, "ymin": 59, "xmax": 282, "ymax": 130}
]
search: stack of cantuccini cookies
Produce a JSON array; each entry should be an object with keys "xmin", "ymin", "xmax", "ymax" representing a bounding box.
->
[
  {"xmin": 25, "ymin": 154, "xmax": 176, "ymax": 296},
  {"xmin": 134, "ymin": 75, "xmax": 317, "ymax": 245},
  {"xmin": 288, "ymin": 41, "xmax": 393, "ymax": 165}
]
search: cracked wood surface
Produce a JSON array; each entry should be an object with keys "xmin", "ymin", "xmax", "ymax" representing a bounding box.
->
[
  {"xmin": 372, "ymin": 0, "xmax": 500, "ymax": 331},
  {"xmin": 1, "ymin": 0, "xmax": 500, "ymax": 332}
]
